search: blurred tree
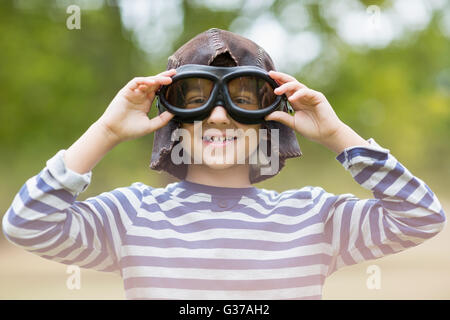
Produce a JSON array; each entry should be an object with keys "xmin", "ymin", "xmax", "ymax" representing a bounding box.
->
[
  {"xmin": 0, "ymin": 0, "xmax": 158, "ymax": 214},
  {"xmin": 0, "ymin": 0, "xmax": 449, "ymax": 237}
]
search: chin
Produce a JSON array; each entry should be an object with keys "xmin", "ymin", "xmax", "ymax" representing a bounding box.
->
[
  {"xmin": 201, "ymin": 148, "xmax": 252, "ymax": 168},
  {"xmin": 202, "ymin": 157, "xmax": 238, "ymax": 170}
]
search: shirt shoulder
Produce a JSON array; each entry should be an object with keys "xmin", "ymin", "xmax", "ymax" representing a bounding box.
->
[
  {"xmin": 260, "ymin": 185, "xmax": 356, "ymax": 208},
  {"xmin": 255, "ymin": 185, "xmax": 319, "ymax": 203},
  {"xmin": 83, "ymin": 182, "xmax": 164, "ymax": 205}
]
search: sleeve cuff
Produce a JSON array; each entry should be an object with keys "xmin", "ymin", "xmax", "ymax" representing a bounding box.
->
[
  {"xmin": 336, "ymin": 138, "xmax": 391, "ymax": 170},
  {"xmin": 46, "ymin": 150, "xmax": 92, "ymax": 196}
]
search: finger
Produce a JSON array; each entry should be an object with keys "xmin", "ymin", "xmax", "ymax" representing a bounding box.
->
[
  {"xmin": 157, "ymin": 69, "xmax": 177, "ymax": 77},
  {"xmin": 274, "ymin": 81, "xmax": 303, "ymax": 96},
  {"xmin": 137, "ymin": 76, "xmax": 173, "ymax": 88},
  {"xmin": 137, "ymin": 84, "xmax": 148, "ymax": 92},
  {"xmin": 288, "ymin": 88, "xmax": 322, "ymax": 107},
  {"xmin": 264, "ymin": 111, "xmax": 295, "ymax": 130},
  {"xmin": 130, "ymin": 77, "xmax": 172, "ymax": 100},
  {"xmin": 269, "ymin": 70, "xmax": 308, "ymax": 88},
  {"xmin": 142, "ymin": 77, "xmax": 173, "ymax": 100},
  {"xmin": 268, "ymin": 70, "xmax": 297, "ymax": 84},
  {"xmin": 131, "ymin": 83, "xmax": 152, "ymax": 98},
  {"xmin": 144, "ymin": 111, "xmax": 174, "ymax": 134},
  {"xmin": 127, "ymin": 77, "xmax": 148, "ymax": 90},
  {"xmin": 127, "ymin": 71, "xmax": 175, "ymax": 90}
]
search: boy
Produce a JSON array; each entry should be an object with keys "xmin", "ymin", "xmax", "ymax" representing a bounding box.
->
[{"xmin": 2, "ymin": 28, "xmax": 446, "ymax": 299}]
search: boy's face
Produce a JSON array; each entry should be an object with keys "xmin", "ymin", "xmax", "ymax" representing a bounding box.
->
[{"xmin": 180, "ymin": 106, "xmax": 261, "ymax": 171}]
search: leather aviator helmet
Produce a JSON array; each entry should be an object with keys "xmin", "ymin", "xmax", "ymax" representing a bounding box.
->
[{"xmin": 150, "ymin": 28, "xmax": 302, "ymax": 183}]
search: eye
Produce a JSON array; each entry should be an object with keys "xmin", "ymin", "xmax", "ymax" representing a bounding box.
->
[
  {"xmin": 187, "ymin": 97, "xmax": 207, "ymax": 104},
  {"xmin": 233, "ymin": 96, "xmax": 252, "ymax": 104}
]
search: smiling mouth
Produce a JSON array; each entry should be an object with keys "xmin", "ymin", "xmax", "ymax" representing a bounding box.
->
[{"xmin": 202, "ymin": 135, "xmax": 238, "ymax": 144}]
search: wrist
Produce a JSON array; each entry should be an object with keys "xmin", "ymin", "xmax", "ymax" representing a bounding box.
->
[
  {"xmin": 94, "ymin": 120, "xmax": 123, "ymax": 147},
  {"xmin": 320, "ymin": 122, "xmax": 370, "ymax": 154},
  {"xmin": 64, "ymin": 121, "xmax": 121, "ymax": 174}
]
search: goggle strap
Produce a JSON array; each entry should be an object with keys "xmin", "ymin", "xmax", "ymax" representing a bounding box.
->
[
  {"xmin": 156, "ymin": 96, "xmax": 165, "ymax": 113},
  {"xmin": 287, "ymin": 103, "xmax": 295, "ymax": 115},
  {"xmin": 281, "ymin": 96, "xmax": 294, "ymax": 115}
]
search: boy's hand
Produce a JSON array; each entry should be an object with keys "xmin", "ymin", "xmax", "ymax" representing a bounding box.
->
[
  {"xmin": 97, "ymin": 69, "xmax": 176, "ymax": 143},
  {"xmin": 265, "ymin": 70, "xmax": 345, "ymax": 145},
  {"xmin": 265, "ymin": 71, "xmax": 370, "ymax": 154}
]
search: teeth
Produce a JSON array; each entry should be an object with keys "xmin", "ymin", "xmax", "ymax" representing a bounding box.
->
[{"xmin": 202, "ymin": 135, "xmax": 236, "ymax": 142}]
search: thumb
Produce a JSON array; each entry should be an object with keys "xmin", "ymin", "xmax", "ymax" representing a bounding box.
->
[
  {"xmin": 264, "ymin": 111, "xmax": 295, "ymax": 130},
  {"xmin": 144, "ymin": 111, "xmax": 174, "ymax": 134}
]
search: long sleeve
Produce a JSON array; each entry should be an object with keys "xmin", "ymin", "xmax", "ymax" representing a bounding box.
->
[
  {"xmin": 2, "ymin": 150, "xmax": 121, "ymax": 274},
  {"xmin": 324, "ymin": 138, "xmax": 446, "ymax": 274}
]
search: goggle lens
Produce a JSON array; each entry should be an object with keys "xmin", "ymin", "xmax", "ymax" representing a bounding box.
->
[
  {"xmin": 227, "ymin": 76, "xmax": 277, "ymax": 110},
  {"xmin": 165, "ymin": 78, "xmax": 214, "ymax": 109},
  {"xmin": 164, "ymin": 76, "xmax": 277, "ymax": 110}
]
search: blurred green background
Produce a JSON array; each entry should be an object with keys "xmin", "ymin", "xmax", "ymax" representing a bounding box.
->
[{"xmin": 0, "ymin": 0, "xmax": 449, "ymax": 299}]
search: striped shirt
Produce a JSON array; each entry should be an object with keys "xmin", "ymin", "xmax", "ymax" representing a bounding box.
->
[{"xmin": 2, "ymin": 138, "xmax": 446, "ymax": 299}]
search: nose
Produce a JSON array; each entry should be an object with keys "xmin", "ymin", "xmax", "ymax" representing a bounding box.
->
[{"xmin": 206, "ymin": 106, "xmax": 231, "ymax": 125}]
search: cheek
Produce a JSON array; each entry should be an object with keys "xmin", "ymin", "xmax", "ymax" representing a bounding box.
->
[
  {"xmin": 179, "ymin": 124, "xmax": 196, "ymax": 154},
  {"xmin": 241, "ymin": 124, "xmax": 261, "ymax": 153}
]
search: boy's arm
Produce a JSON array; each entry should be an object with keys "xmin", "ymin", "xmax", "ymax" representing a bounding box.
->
[
  {"xmin": 324, "ymin": 138, "xmax": 446, "ymax": 273},
  {"xmin": 63, "ymin": 121, "xmax": 120, "ymax": 174},
  {"xmin": 2, "ymin": 71, "xmax": 176, "ymax": 272},
  {"xmin": 266, "ymin": 71, "xmax": 446, "ymax": 273},
  {"xmin": 2, "ymin": 150, "xmax": 121, "ymax": 272},
  {"xmin": 64, "ymin": 69, "xmax": 176, "ymax": 175}
]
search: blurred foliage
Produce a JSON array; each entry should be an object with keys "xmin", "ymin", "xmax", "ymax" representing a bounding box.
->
[{"xmin": 0, "ymin": 0, "xmax": 449, "ymax": 234}]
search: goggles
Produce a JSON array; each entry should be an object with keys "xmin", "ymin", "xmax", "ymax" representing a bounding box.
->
[{"xmin": 156, "ymin": 64, "xmax": 294, "ymax": 124}]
